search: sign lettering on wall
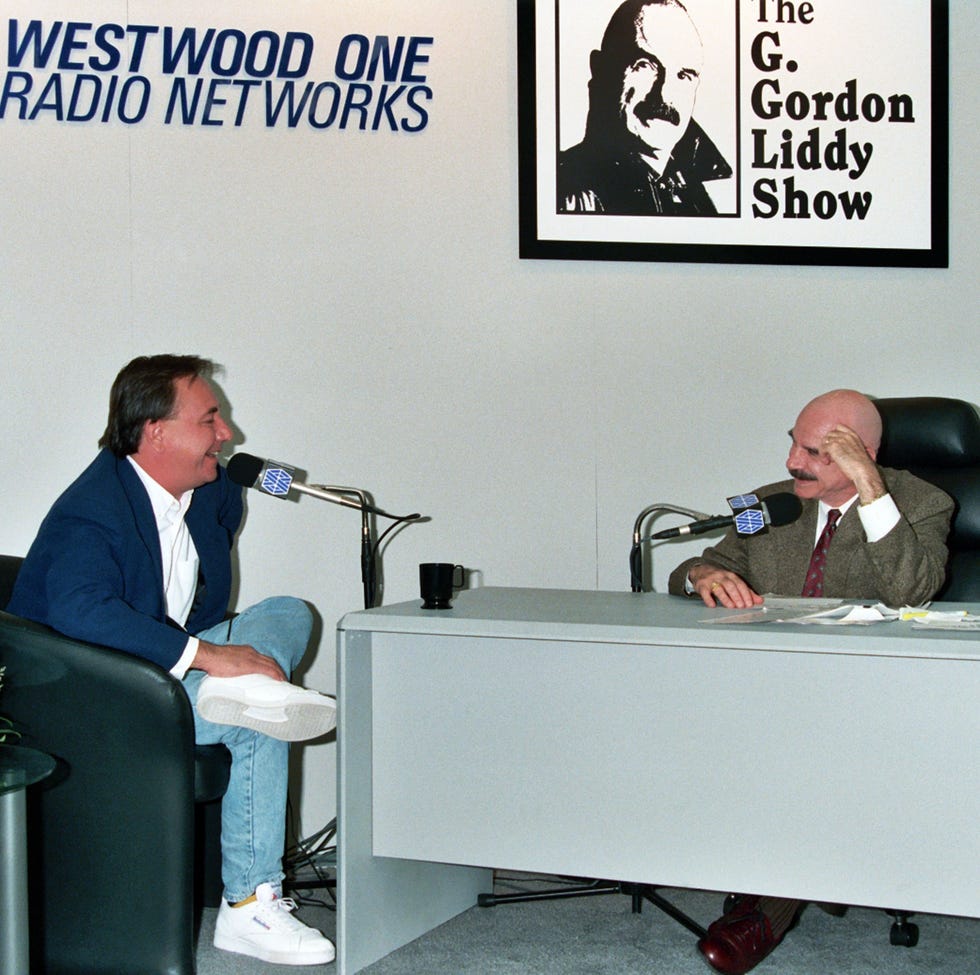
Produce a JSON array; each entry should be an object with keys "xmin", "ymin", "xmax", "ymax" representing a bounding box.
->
[{"xmin": 1, "ymin": 19, "xmax": 433, "ymax": 131}]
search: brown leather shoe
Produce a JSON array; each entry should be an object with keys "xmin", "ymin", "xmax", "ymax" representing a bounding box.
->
[{"xmin": 697, "ymin": 896, "xmax": 784, "ymax": 975}]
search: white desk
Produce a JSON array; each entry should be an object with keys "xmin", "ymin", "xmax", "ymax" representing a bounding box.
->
[{"xmin": 336, "ymin": 588, "xmax": 980, "ymax": 975}]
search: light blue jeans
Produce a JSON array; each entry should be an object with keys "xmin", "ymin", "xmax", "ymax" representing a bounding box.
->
[{"xmin": 182, "ymin": 596, "xmax": 313, "ymax": 903}]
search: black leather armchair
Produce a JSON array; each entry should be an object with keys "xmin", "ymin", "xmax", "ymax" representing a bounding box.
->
[
  {"xmin": 0, "ymin": 554, "xmax": 229, "ymax": 975},
  {"xmin": 875, "ymin": 396, "xmax": 980, "ymax": 600}
]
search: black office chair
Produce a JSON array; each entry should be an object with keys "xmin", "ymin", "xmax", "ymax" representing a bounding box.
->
[
  {"xmin": 0, "ymin": 554, "xmax": 230, "ymax": 975},
  {"xmin": 872, "ymin": 396, "xmax": 980, "ymax": 945},
  {"xmin": 875, "ymin": 396, "xmax": 980, "ymax": 600}
]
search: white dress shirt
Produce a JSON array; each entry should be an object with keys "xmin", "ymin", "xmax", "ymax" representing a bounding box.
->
[
  {"xmin": 128, "ymin": 457, "xmax": 200, "ymax": 678},
  {"xmin": 828, "ymin": 491, "xmax": 900, "ymax": 545}
]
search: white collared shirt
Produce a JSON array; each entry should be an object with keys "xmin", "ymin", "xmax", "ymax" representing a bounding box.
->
[
  {"xmin": 823, "ymin": 491, "xmax": 900, "ymax": 544},
  {"xmin": 127, "ymin": 457, "xmax": 200, "ymax": 678}
]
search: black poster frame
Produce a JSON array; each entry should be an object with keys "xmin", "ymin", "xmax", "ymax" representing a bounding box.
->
[{"xmin": 517, "ymin": 0, "xmax": 949, "ymax": 267}]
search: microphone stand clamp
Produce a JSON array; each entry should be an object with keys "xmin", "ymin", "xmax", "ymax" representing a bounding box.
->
[{"xmin": 630, "ymin": 502, "xmax": 711, "ymax": 593}]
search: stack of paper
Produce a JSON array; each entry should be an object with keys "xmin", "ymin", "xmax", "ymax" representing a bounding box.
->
[{"xmin": 902, "ymin": 609, "xmax": 980, "ymax": 631}]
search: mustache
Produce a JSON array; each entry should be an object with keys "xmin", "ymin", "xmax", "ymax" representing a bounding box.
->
[
  {"xmin": 633, "ymin": 93, "xmax": 682, "ymax": 127},
  {"xmin": 788, "ymin": 468, "xmax": 818, "ymax": 482}
]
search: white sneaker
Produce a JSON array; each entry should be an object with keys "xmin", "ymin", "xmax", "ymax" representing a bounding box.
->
[
  {"xmin": 214, "ymin": 883, "xmax": 335, "ymax": 965},
  {"xmin": 197, "ymin": 675, "xmax": 337, "ymax": 741}
]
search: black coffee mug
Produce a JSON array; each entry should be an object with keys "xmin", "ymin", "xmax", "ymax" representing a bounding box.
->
[{"xmin": 419, "ymin": 563, "xmax": 464, "ymax": 609}]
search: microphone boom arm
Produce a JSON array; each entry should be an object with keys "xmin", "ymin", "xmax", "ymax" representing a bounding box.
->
[
  {"xmin": 307, "ymin": 483, "xmax": 422, "ymax": 610},
  {"xmin": 630, "ymin": 502, "xmax": 711, "ymax": 593},
  {"xmin": 306, "ymin": 483, "xmax": 420, "ymax": 521},
  {"xmin": 293, "ymin": 481, "xmax": 364, "ymax": 510},
  {"xmin": 632, "ymin": 503, "xmax": 711, "ymax": 546}
]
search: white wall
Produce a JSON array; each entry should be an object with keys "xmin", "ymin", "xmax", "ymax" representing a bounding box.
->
[{"xmin": 2, "ymin": 1, "xmax": 977, "ymax": 835}]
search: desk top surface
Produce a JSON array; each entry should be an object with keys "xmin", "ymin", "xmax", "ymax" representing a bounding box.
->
[{"xmin": 339, "ymin": 587, "xmax": 980, "ymax": 661}]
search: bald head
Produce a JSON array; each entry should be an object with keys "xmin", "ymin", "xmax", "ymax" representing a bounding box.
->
[
  {"xmin": 798, "ymin": 389, "xmax": 882, "ymax": 454},
  {"xmin": 786, "ymin": 389, "xmax": 885, "ymax": 507}
]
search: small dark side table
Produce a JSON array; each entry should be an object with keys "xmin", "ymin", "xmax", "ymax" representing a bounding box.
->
[{"xmin": 1, "ymin": 744, "xmax": 56, "ymax": 975}]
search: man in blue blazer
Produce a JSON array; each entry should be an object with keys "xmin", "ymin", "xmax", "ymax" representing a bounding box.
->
[{"xmin": 10, "ymin": 354, "xmax": 337, "ymax": 967}]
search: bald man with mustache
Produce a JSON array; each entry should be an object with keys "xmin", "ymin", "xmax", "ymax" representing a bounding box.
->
[
  {"xmin": 668, "ymin": 388, "xmax": 953, "ymax": 974},
  {"xmin": 558, "ymin": 0, "xmax": 732, "ymax": 216}
]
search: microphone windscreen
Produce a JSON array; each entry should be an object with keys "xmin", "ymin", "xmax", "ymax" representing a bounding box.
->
[
  {"xmin": 765, "ymin": 492, "xmax": 803, "ymax": 527},
  {"xmin": 226, "ymin": 452, "xmax": 264, "ymax": 487}
]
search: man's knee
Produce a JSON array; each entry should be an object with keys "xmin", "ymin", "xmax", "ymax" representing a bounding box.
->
[
  {"xmin": 246, "ymin": 596, "xmax": 314, "ymax": 662},
  {"xmin": 244, "ymin": 595, "xmax": 311, "ymax": 627},
  {"xmin": 255, "ymin": 595, "xmax": 313, "ymax": 631}
]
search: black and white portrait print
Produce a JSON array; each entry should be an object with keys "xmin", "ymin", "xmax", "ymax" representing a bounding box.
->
[{"xmin": 557, "ymin": 0, "xmax": 736, "ymax": 217}]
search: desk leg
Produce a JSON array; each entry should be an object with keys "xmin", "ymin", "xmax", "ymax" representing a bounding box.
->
[
  {"xmin": 337, "ymin": 631, "xmax": 490, "ymax": 975},
  {"xmin": 0, "ymin": 787, "xmax": 29, "ymax": 975}
]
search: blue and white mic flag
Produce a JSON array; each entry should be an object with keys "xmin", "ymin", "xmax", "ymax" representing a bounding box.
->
[
  {"xmin": 260, "ymin": 462, "xmax": 295, "ymax": 497},
  {"xmin": 727, "ymin": 493, "xmax": 768, "ymax": 536},
  {"xmin": 733, "ymin": 508, "xmax": 767, "ymax": 535}
]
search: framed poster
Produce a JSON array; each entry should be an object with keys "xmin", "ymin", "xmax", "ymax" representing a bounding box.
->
[{"xmin": 518, "ymin": 0, "xmax": 949, "ymax": 267}]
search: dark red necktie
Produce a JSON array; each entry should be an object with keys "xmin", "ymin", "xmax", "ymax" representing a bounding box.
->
[{"xmin": 802, "ymin": 508, "xmax": 841, "ymax": 597}]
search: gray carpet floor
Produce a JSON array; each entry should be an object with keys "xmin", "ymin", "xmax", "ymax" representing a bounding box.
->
[{"xmin": 195, "ymin": 875, "xmax": 979, "ymax": 974}]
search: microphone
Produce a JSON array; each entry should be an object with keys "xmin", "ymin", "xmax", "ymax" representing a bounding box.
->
[
  {"xmin": 649, "ymin": 492, "xmax": 802, "ymax": 540},
  {"xmin": 226, "ymin": 452, "xmax": 424, "ymax": 611},
  {"xmin": 226, "ymin": 453, "xmax": 411, "ymax": 518},
  {"xmin": 226, "ymin": 453, "xmax": 360, "ymax": 509}
]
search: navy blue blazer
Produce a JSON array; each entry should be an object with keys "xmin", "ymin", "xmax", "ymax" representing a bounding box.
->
[{"xmin": 9, "ymin": 450, "xmax": 243, "ymax": 671}]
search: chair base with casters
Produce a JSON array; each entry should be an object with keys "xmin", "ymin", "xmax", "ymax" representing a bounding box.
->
[
  {"xmin": 886, "ymin": 911, "xmax": 919, "ymax": 947},
  {"xmin": 0, "ymin": 563, "xmax": 230, "ymax": 975},
  {"xmin": 478, "ymin": 876, "xmax": 708, "ymax": 939}
]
